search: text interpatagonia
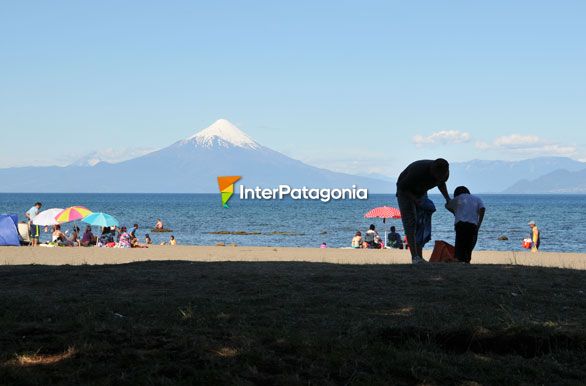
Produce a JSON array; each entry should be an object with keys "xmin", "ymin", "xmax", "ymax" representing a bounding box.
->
[{"xmin": 239, "ymin": 184, "xmax": 368, "ymax": 203}]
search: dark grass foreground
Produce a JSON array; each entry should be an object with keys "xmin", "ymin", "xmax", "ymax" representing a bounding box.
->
[{"xmin": 0, "ymin": 262, "xmax": 585, "ymax": 385}]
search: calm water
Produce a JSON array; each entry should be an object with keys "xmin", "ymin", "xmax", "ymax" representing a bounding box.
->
[{"xmin": 1, "ymin": 193, "xmax": 585, "ymax": 252}]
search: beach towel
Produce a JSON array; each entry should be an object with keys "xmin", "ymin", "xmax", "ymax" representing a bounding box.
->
[{"xmin": 429, "ymin": 240, "xmax": 457, "ymax": 262}]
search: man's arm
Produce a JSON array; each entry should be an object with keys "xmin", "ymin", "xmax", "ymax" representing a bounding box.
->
[{"xmin": 437, "ymin": 182, "xmax": 450, "ymax": 204}]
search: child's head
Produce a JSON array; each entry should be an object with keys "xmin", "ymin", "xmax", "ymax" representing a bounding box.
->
[
  {"xmin": 355, "ymin": 231, "xmax": 361, "ymax": 236},
  {"xmin": 170, "ymin": 235, "xmax": 175, "ymax": 240},
  {"xmin": 369, "ymin": 224, "xmax": 375, "ymax": 230},
  {"xmin": 145, "ymin": 233, "xmax": 150, "ymax": 239},
  {"xmin": 390, "ymin": 226, "xmax": 396, "ymax": 232},
  {"xmin": 454, "ymin": 186, "xmax": 471, "ymax": 197}
]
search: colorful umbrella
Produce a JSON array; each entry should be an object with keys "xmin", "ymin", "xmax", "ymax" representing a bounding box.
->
[
  {"xmin": 32, "ymin": 208, "xmax": 64, "ymax": 226},
  {"xmin": 55, "ymin": 206, "xmax": 93, "ymax": 223},
  {"xmin": 364, "ymin": 206, "xmax": 401, "ymax": 248},
  {"xmin": 82, "ymin": 212, "xmax": 119, "ymax": 227}
]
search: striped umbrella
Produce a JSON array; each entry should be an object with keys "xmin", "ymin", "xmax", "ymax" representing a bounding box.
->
[
  {"xmin": 55, "ymin": 206, "xmax": 93, "ymax": 223},
  {"xmin": 364, "ymin": 206, "xmax": 401, "ymax": 248}
]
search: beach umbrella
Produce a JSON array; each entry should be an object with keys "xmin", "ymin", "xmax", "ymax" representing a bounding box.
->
[
  {"xmin": 82, "ymin": 212, "xmax": 120, "ymax": 228},
  {"xmin": 32, "ymin": 208, "xmax": 64, "ymax": 226},
  {"xmin": 55, "ymin": 206, "xmax": 93, "ymax": 223},
  {"xmin": 364, "ymin": 206, "xmax": 401, "ymax": 247}
]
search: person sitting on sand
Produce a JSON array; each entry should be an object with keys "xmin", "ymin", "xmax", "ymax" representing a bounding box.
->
[
  {"xmin": 387, "ymin": 226, "xmax": 403, "ymax": 249},
  {"xmin": 129, "ymin": 224, "xmax": 139, "ymax": 241},
  {"xmin": 374, "ymin": 234, "xmax": 384, "ymax": 249},
  {"xmin": 320, "ymin": 242, "xmax": 327, "ymax": 248},
  {"xmin": 69, "ymin": 226, "xmax": 81, "ymax": 246},
  {"xmin": 118, "ymin": 226, "xmax": 131, "ymax": 248},
  {"xmin": 99, "ymin": 226, "xmax": 114, "ymax": 245},
  {"xmin": 351, "ymin": 231, "xmax": 363, "ymax": 248},
  {"xmin": 155, "ymin": 219, "xmax": 164, "ymax": 229},
  {"xmin": 169, "ymin": 235, "xmax": 176, "ymax": 245},
  {"xmin": 145, "ymin": 233, "xmax": 152, "ymax": 245},
  {"xmin": 52, "ymin": 225, "xmax": 70, "ymax": 246},
  {"xmin": 81, "ymin": 225, "xmax": 96, "ymax": 246},
  {"xmin": 363, "ymin": 224, "xmax": 379, "ymax": 248}
]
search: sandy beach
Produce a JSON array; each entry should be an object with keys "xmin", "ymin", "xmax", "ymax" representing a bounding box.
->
[{"xmin": 1, "ymin": 245, "xmax": 585, "ymax": 269}]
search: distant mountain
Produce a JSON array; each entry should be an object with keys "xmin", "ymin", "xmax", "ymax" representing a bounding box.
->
[
  {"xmin": 503, "ymin": 168, "xmax": 586, "ymax": 193},
  {"xmin": 449, "ymin": 157, "xmax": 586, "ymax": 193},
  {"xmin": 0, "ymin": 119, "xmax": 391, "ymax": 193},
  {"xmin": 71, "ymin": 148, "xmax": 156, "ymax": 167}
]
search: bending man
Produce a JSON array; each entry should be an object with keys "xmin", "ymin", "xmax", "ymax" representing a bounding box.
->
[{"xmin": 396, "ymin": 159, "xmax": 451, "ymax": 264}]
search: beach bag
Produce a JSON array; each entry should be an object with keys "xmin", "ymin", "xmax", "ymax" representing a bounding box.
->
[
  {"xmin": 522, "ymin": 238, "xmax": 532, "ymax": 249},
  {"xmin": 429, "ymin": 240, "xmax": 457, "ymax": 262}
]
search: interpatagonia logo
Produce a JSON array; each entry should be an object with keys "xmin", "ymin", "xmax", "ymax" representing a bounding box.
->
[{"xmin": 217, "ymin": 176, "xmax": 241, "ymax": 208}]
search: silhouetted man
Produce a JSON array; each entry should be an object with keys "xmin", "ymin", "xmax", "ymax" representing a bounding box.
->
[{"xmin": 396, "ymin": 159, "xmax": 450, "ymax": 264}]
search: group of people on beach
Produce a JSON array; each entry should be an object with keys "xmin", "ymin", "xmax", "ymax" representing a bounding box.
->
[
  {"xmin": 23, "ymin": 202, "xmax": 177, "ymax": 248},
  {"xmin": 351, "ymin": 225, "xmax": 404, "ymax": 250},
  {"xmin": 368, "ymin": 158, "xmax": 539, "ymax": 264}
]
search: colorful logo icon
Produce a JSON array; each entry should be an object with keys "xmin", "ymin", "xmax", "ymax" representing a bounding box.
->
[{"xmin": 217, "ymin": 176, "xmax": 241, "ymax": 208}]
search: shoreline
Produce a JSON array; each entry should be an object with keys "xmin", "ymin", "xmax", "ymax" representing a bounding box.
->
[{"xmin": 0, "ymin": 245, "xmax": 585, "ymax": 269}]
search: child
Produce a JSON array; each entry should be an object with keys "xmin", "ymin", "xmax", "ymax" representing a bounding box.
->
[
  {"xmin": 351, "ymin": 231, "xmax": 363, "ymax": 248},
  {"xmin": 169, "ymin": 235, "xmax": 176, "ymax": 245},
  {"xmin": 320, "ymin": 242, "xmax": 327, "ymax": 248},
  {"xmin": 145, "ymin": 233, "xmax": 152, "ymax": 245},
  {"xmin": 445, "ymin": 186, "xmax": 485, "ymax": 263}
]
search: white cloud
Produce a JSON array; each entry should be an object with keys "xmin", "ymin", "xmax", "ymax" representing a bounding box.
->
[
  {"xmin": 412, "ymin": 130, "xmax": 471, "ymax": 146},
  {"xmin": 475, "ymin": 134, "xmax": 576, "ymax": 157},
  {"xmin": 493, "ymin": 134, "xmax": 540, "ymax": 147}
]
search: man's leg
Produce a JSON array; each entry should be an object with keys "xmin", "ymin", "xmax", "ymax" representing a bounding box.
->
[{"xmin": 397, "ymin": 193, "xmax": 418, "ymax": 260}]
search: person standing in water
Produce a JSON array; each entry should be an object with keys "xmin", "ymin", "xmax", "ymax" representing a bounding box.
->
[
  {"xmin": 528, "ymin": 221, "xmax": 540, "ymax": 252},
  {"xmin": 396, "ymin": 159, "xmax": 451, "ymax": 264}
]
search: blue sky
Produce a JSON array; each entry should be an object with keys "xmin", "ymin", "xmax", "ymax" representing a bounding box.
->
[{"xmin": 1, "ymin": 1, "xmax": 584, "ymax": 176}]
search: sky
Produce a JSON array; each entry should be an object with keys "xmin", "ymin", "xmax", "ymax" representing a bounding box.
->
[{"xmin": 1, "ymin": 1, "xmax": 585, "ymax": 176}]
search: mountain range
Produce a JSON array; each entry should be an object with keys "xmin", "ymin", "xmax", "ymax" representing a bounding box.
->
[{"xmin": 0, "ymin": 119, "xmax": 585, "ymax": 194}]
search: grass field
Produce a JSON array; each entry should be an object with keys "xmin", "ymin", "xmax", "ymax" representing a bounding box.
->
[{"xmin": 1, "ymin": 261, "xmax": 585, "ymax": 385}]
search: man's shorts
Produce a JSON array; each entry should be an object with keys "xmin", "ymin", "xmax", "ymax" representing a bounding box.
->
[{"xmin": 29, "ymin": 223, "xmax": 40, "ymax": 239}]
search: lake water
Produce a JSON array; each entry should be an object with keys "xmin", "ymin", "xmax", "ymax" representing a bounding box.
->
[{"xmin": 1, "ymin": 193, "xmax": 584, "ymax": 252}]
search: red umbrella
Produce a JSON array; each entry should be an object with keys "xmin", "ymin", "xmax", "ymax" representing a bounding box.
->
[
  {"xmin": 364, "ymin": 206, "xmax": 401, "ymax": 222},
  {"xmin": 364, "ymin": 206, "xmax": 401, "ymax": 248}
]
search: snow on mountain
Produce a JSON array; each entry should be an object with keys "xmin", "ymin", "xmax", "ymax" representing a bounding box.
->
[
  {"xmin": 181, "ymin": 119, "xmax": 260, "ymax": 150},
  {"xmin": 0, "ymin": 119, "xmax": 391, "ymax": 193}
]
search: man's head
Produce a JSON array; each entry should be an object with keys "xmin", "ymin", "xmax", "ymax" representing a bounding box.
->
[
  {"xmin": 34, "ymin": 202, "xmax": 42, "ymax": 209},
  {"xmin": 390, "ymin": 226, "xmax": 396, "ymax": 232},
  {"xmin": 528, "ymin": 220, "xmax": 536, "ymax": 228},
  {"xmin": 430, "ymin": 158, "xmax": 449, "ymax": 182}
]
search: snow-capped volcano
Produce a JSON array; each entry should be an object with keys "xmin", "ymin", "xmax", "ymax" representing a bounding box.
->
[
  {"xmin": 182, "ymin": 119, "xmax": 260, "ymax": 149},
  {"xmin": 0, "ymin": 118, "xmax": 391, "ymax": 193}
]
